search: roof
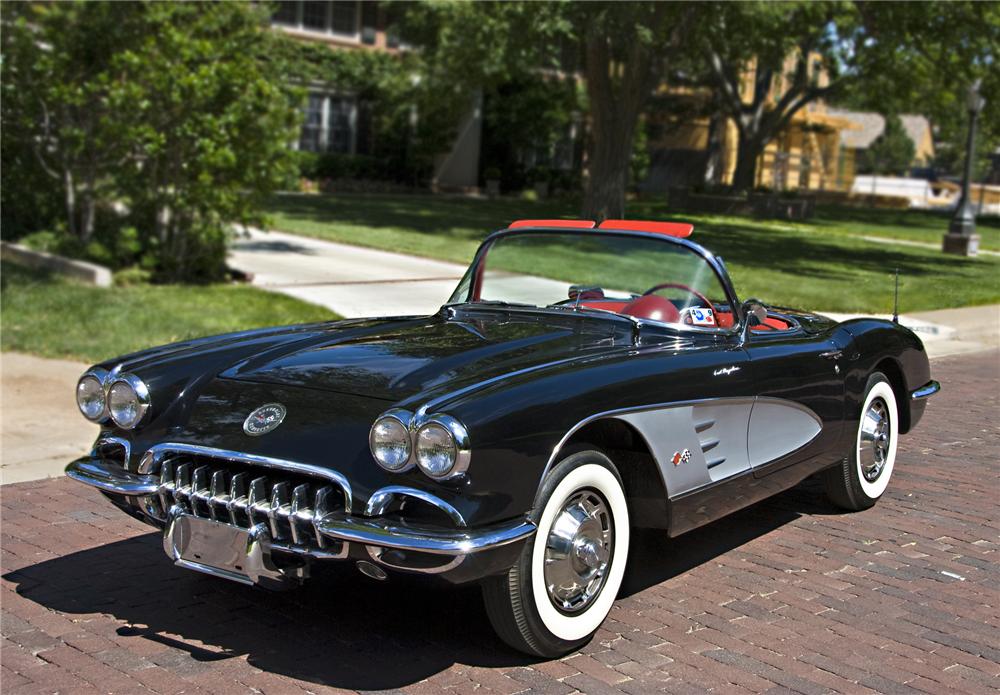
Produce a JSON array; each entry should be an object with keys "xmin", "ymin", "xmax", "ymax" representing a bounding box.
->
[{"xmin": 826, "ymin": 108, "xmax": 933, "ymax": 151}]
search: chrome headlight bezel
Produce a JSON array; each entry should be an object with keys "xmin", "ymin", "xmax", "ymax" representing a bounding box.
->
[
  {"xmin": 107, "ymin": 373, "xmax": 150, "ymax": 430},
  {"xmin": 76, "ymin": 367, "xmax": 109, "ymax": 422},
  {"xmin": 414, "ymin": 413, "xmax": 471, "ymax": 480},
  {"xmin": 369, "ymin": 409, "xmax": 415, "ymax": 472}
]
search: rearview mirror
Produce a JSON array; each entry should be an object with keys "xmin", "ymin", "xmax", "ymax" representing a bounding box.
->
[{"xmin": 741, "ymin": 299, "xmax": 767, "ymax": 326}]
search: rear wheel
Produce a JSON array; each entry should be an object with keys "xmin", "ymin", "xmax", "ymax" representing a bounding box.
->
[
  {"xmin": 823, "ymin": 372, "xmax": 899, "ymax": 510},
  {"xmin": 482, "ymin": 450, "xmax": 629, "ymax": 657}
]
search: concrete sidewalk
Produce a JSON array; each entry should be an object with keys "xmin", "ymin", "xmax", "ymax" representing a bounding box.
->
[
  {"xmin": 229, "ymin": 227, "xmax": 467, "ymax": 318},
  {"xmin": 0, "ymin": 353, "xmax": 98, "ymax": 485}
]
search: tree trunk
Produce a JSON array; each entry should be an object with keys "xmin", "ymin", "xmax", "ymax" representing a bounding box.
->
[
  {"xmin": 580, "ymin": 24, "xmax": 652, "ymax": 221},
  {"xmin": 731, "ymin": 130, "xmax": 761, "ymax": 193},
  {"xmin": 62, "ymin": 168, "xmax": 78, "ymax": 239},
  {"xmin": 582, "ymin": 106, "xmax": 636, "ymax": 220},
  {"xmin": 703, "ymin": 113, "xmax": 723, "ymax": 185},
  {"xmin": 81, "ymin": 195, "xmax": 96, "ymax": 243}
]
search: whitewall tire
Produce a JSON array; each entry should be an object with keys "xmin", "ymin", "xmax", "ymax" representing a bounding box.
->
[
  {"xmin": 823, "ymin": 372, "xmax": 899, "ymax": 510},
  {"xmin": 482, "ymin": 450, "xmax": 629, "ymax": 657}
]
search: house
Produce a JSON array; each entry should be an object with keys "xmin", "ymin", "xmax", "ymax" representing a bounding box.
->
[
  {"xmin": 270, "ymin": 0, "xmax": 482, "ymax": 190},
  {"xmin": 642, "ymin": 52, "xmax": 859, "ymax": 194},
  {"xmin": 825, "ymin": 109, "xmax": 935, "ymax": 189}
]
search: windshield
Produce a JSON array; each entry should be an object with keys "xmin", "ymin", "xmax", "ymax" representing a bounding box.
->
[{"xmin": 449, "ymin": 231, "xmax": 737, "ymax": 331}]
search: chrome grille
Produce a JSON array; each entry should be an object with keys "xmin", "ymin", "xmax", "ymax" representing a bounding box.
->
[{"xmin": 153, "ymin": 454, "xmax": 347, "ymax": 554}]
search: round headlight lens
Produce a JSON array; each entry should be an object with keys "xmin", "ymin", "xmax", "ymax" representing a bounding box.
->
[
  {"xmin": 370, "ymin": 416, "xmax": 411, "ymax": 471},
  {"xmin": 415, "ymin": 422, "xmax": 458, "ymax": 478},
  {"xmin": 76, "ymin": 374, "xmax": 106, "ymax": 421},
  {"xmin": 107, "ymin": 375, "xmax": 149, "ymax": 429}
]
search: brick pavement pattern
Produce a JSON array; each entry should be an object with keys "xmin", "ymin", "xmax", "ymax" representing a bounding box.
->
[{"xmin": 2, "ymin": 351, "xmax": 998, "ymax": 694}]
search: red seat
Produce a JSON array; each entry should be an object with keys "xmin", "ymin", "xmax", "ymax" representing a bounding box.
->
[{"xmin": 621, "ymin": 295, "xmax": 680, "ymax": 323}]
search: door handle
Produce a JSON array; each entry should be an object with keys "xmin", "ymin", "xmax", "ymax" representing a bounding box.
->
[{"xmin": 819, "ymin": 350, "xmax": 843, "ymax": 360}]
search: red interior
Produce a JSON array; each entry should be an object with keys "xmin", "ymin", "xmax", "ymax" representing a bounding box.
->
[
  {"xmin": 619, "ymin": 295, "xmax": 681, "ymax": 323},
  {"xmin": 715, "ymin": 311, "xmax": 790, "ymax": 331}
]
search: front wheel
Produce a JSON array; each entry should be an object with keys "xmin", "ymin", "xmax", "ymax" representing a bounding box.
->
[
  {"xmin": 823, "ymin": 372, "xmax": 899, "ymax": 510},
  {"xmin": 482, "ymin": 450, "xmax": 630, "ymax": 657}
]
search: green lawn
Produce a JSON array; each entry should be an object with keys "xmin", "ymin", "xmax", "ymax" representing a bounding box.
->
[
  {"xmin": 799, "ymin": 205, "xmax": 1000, "ymax": 252},
  {"xmin": 1, "ymin": 261, "xmax": 338, "ymax": 364},
  {"xmin": 265, "ymin": 192, "xmax": 1000, "ymax": 314}
]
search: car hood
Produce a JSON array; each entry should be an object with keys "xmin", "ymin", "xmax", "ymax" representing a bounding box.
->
[{"xmin": 218, "ymin": 311, "xmax": 626, "ymax": 403}]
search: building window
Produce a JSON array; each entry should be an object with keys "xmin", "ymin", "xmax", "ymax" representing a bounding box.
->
[
  {"xmin": 331, "ymin": 1, "xmax": 358, "ymax": 35},
  {"xmin": 272, "ymin": 1, "xmax": 298, "ymax": 26},
  {"xmin": 298, "ymin": 92, "xmax": 357, "ymax": 154},
  {"xmin": 271, "ymin": 1, "xmax": 360, "ymax": 39},
  {"xmin": 302, "ymin": 1, "xmax": 329, "ymax": 31}
]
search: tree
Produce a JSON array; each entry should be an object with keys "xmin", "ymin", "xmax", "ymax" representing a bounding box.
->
[
  {"xmin": 840, "ymin": 1, "xmax": 999, "ymax": 180},
  {"xmin": 1, "ymin": 2, "xmax": 301, "ymax": 281},
  {"xmin": 697, "ymin": 1, "xmax": 860, "ymax": 192},
  {"xmin": 861, "ymin": 114, "xmax": 916, "ymax": 176},
  {"xmin": 401, "ymin": 1, "xmax": 698, "ymax": 220}
]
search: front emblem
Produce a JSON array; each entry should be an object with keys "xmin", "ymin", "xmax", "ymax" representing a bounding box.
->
[
  {"xmin": 671, "ymin": 449, "xmax": 692, "ymax": 466},
  {"xmin": 243, "ymin": 403, "xmax": 286, "ymax": 436}
]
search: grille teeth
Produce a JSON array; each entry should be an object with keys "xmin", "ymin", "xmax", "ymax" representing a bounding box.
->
[{"xmin": 154, "ymin": 455, "xmax": 347, "ymax": 554}]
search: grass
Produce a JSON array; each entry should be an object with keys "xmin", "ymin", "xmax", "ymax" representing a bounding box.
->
[
  {"xmin": 803, "ymin": 205, "xmax": 1000, "ymax": 252},
  {"xmin": 264, "ymin": 191, "xmax": 1000, "ymax": 314},
  {"xmin": 1, "ymin": 261, "xmax": 338, "ymax": 364}
]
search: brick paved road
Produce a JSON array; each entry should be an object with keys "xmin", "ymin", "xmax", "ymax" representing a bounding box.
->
[{"xmin": 3, "ymin": 351, "xmax": 998, "ymax": 694}]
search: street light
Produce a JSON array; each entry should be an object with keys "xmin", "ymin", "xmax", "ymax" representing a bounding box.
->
[{"xmin": 943, "ymin": 79, "xmax": 985, "ymax": 256}]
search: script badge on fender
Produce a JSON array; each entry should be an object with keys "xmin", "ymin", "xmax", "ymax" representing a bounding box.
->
[
  {"xmin": 243, "ymin": 403, "xmax": 287, "ymax": 436},
  {"xmin": 671, "ymin": 449, "xmax": 691, "ymax": 466}
]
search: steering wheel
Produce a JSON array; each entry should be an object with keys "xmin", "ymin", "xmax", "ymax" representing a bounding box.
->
[{"xmin": 641, "ymin": 282, "xmax": 715, "ymax": 311}]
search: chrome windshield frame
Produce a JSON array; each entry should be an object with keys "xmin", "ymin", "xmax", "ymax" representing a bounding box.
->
[{"xmin": 445, "ymin": 226, "xmax": 745, "ymax": 335}]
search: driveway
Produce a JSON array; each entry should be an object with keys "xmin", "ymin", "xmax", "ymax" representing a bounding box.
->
[
  {"xmin": 2, "ymin": 350, "xmax": 998, "ymax": 693},
  {"xmin": 229, "ymin": 227, "xmax": 467, "ymax": 318}
]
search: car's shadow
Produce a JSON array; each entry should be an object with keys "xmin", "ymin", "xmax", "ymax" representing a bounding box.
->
[{"xmin": 5, "ymin": 478, "xmax": 838, "ymax": 690}]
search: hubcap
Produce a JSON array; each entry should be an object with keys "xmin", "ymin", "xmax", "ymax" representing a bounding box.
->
[
  {"xmin": 859, "ymin": 397, "xmax": 891, "ymax": 482},
  {"xmin": 544, "ymin": 489, "xmax": 613, "ymax": 613}
]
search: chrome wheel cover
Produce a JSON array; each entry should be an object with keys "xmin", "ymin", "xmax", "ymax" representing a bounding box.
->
[
  {"xmin": 543, "ymin": 489, "xmax": 613, "ymax": 613},
  {"xmin": 859, "ymin": 397, "xmax": 891, "ymax": 482}
]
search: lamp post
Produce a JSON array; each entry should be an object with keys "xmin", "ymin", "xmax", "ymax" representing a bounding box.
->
[{"xmin": 943, "ymin": 80, "xmax": 985, "ymax": 256}]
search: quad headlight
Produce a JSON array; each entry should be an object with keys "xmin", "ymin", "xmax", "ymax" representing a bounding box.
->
[
  {"xmin": 107, "ymin": 373, "xmax": 150, "ymax": 429},
  {"xmin": 369, "ymin": 410, "xmax": 471, "ymax": 479},
  {"xmin": 369, "ymin": 410, "xmax": 413, "ymax": 471},
  {"xmin": 415, "ymin": 415, "xmax": 470, "ymax": 480},
  {"xmin": 76, "ymin": 370, "xmax": 108, "ymax": 421}
]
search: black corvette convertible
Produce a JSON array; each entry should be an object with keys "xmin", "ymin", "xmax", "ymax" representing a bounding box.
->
[{"xmin": 67, "ymin": 219, "xmax": 938, "ymax": 656}]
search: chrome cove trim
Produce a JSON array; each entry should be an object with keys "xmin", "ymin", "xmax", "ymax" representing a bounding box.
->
[
  {"xmin": 138, "ymin": 442, "xmax": 352, "ymax": 513},
  {"xmin": 911, "ymin": 380, "xmax": 940, "ymax": 400}
]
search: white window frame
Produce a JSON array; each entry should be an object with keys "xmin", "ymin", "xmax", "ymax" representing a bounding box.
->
[
  {"xmin": 272, "ymin": 1, "xmax": 361, "ymax": 43},
  {"xmin": 297, "ymin": 90, "xmax": 358, "ymax": 155}
]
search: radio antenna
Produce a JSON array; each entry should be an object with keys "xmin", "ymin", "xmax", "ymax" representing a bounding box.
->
[{"xmin": 892, "ymin": 268, "xmax": 899, "ymax": 324}]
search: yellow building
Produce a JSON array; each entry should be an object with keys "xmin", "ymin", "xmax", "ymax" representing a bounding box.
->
[{"xmin": 644, "ymin": 63, "xmax": 938, "ymax": 194}]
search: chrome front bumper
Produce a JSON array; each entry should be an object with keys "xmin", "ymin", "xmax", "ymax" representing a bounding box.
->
[{"xmin": 65, "ymin": 453, "xmax": 536, "ymax": 584}]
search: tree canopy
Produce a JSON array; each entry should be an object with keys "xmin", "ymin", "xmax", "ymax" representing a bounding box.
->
[{"xmin": 1, "ymin": 1, "xmax": 301, "ymax": 281}]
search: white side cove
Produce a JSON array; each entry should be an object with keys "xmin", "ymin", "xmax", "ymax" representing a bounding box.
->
[
  {"xmin": 608, "ymin": 396, "xmax": 823, "ymax": 499},
  {"xmin": 747, "ymin": 398, "xmax": 823, "ymax": 468}
]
